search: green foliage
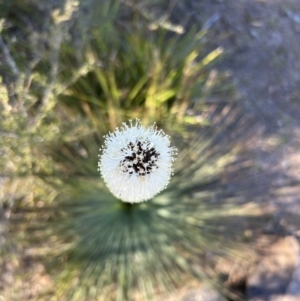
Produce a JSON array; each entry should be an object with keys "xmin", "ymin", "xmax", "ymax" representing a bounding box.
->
[
  {"xmin": 48, "ymin": 4, "xmax": 235, "ymax": 182},
  {"xmin": 57, "ymin": 23, "xmax": 230, "ymax": 134}
]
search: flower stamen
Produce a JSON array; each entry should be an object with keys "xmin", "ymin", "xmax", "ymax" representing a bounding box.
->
[{"xmin": 120, "ymin": 139, "xmax": 160, "ymax": 177}]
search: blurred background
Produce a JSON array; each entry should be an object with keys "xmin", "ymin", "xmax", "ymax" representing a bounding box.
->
[{"xmin": 1, "ymin": 0, "xmax": 300, "ymax": 300}]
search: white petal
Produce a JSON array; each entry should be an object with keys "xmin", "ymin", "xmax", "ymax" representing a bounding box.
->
[{"xmin": 98, "ymin": 119, "xmax": 177, "ymax": 203}]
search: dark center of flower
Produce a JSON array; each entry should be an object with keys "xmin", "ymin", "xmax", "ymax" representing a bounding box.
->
[{"xmin": 120, "ymin": 140, "xmax": 160, "ymax": 177}]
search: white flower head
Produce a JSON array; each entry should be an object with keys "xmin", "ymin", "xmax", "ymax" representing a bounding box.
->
[{"xmin": 98, "ymin": 119, "xmax": 177, "ymax": 203}]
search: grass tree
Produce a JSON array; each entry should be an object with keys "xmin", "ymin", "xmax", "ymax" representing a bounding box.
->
[{"xmin": 0, "ymin": 1, "xmax": 270, "ymax": 300}]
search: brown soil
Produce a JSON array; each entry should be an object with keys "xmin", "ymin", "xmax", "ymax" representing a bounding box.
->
[
  {"xmin": 171, "ymin": 1, "xmax": 300, "ymax": 299},
  {"xmin": 176, "ymin": 0, "xmax": 300, "ymax": 229}
]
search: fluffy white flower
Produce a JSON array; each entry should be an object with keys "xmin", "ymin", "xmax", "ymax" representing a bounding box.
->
[{"xmin": 98, "ymin": 119, "xmax": 177, "ymax": 203}]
